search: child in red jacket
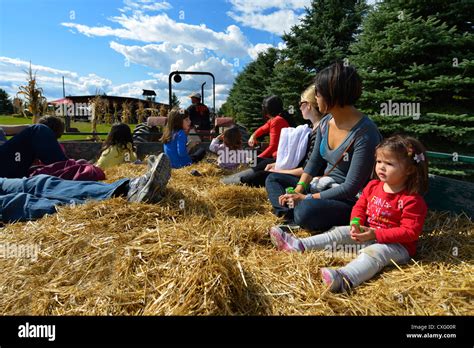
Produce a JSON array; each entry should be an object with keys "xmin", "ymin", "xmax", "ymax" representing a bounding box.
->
[{"xmin": 269, "ymin": 135, "xmax": 429, "ymax": 292}]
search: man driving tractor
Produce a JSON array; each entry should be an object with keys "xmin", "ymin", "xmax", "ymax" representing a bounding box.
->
[{"xmin": 187, "ymin": 92, "xmax": 211, "ymax": 131}]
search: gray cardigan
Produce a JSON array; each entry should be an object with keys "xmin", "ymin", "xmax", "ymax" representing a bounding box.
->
[{"xmin": 304, "ymin": 114, "xmax": 382, "ymax": 202}]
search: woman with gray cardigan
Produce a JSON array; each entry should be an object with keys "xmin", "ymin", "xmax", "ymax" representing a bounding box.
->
[{"xmin": 268, "ymin": 62, "xmax": 382, "ymax": 232}]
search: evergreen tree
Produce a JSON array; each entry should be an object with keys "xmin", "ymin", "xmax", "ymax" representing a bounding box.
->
[
  {"xmin": 225, "ymin": 0, "xmax": 368, "ymax": 131},
  {"xmin": 267, "ymin": 60, "xmax": 314, "ymax": 125},
  {"xmin": 171, "ymin": 93, "xmax": 180, "ymax": 108},
  {"xmin": 226, "ymin": 48, "xmax": 279, "ymax": 132},
  {"xmin": 282, "ymin": 0, "xmax": 368, "ymax": 71},
  {"xmin": 350, "ymin": 0, "xmax": 474, "ymax": 178},
  {"xmin": 0, "ymin": 88, "xmax": 14, "ymax": 114},
  {"xmin": 350, "ymin": 0, "xmax": 474, "ymax": 145},
  {"xmin": 350, "ymin": 0, "xmax": 474, "ymax": 116}
]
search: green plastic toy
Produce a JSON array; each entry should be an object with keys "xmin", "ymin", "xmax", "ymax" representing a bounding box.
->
[
  {"xmin": 285, "ymin": 187, "xmax": 296, "ymax": 208},
  {"xmin": 350, "ymin": 217, "xmax": 362, "ymax": 233}
]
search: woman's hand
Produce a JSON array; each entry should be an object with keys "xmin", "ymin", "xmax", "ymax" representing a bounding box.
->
[
  {"xmin": 248, "ymin": 134, "xmax": 256, "ymax": 147},
  {"xmin": 278, "ymin": 193, "xmax": 306, "ymax": 207},
  {"xmin": 265, "ymin": 162, "xmax": 276, "ymax": 172},
  {"xmin": 350, "ymin": 226, "xmax": 376, "ymax": 243},
  {"xmin": 217, "ymin": 133, "xmax": 224, "ymax": 141}
]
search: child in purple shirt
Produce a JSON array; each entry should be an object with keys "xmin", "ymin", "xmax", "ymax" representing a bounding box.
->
[{"xmin": 209, "ymin": 126, "xmax": 252, "ymax": 170}]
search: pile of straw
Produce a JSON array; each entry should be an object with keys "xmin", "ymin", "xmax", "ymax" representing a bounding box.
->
[{"xmin": 0, "ymin": 161, "xmax": 472, "ymax": 315}]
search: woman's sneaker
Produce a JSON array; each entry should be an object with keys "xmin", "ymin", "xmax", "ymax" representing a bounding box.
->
[
  {"xmin": 128, "ymin": 153, "xmax": 171, "ymax": 203},
  {"xmin": 269, "ymin": 225, "xmax": 305, "ymax": 252},
  {"xmin": 320, "ymin": 268, "xmax": 352, "ymax": 293}
]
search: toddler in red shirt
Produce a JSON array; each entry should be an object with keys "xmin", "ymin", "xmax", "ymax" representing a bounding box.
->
[{"xmin": 269, "ymin": 135, "xmax": 429, "ymax": 292}]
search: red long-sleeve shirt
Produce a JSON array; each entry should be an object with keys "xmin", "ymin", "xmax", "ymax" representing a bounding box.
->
[
  {"xmin": 351, "ymin": 180, "xmax": 428, "ymax": 256},
  {"xmin": 253, "ymin": 115, "xmax": 289, "ymax": 159}
]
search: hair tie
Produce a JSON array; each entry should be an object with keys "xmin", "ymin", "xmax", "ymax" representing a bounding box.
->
[{"xmin": 414, "ymin": 153, "xmax": 425, "ymax": 163}]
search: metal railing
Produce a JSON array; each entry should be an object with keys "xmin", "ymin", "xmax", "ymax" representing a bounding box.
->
[{"xmin": 426, "ymin": 151, "xmax": 474, "ymax": 164}]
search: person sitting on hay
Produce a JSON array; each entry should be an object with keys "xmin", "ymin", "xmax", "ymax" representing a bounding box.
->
[
  {"xmin": 270, "ymin": 135, "xmax": 429, "ymax": 293},
  {"xmin": 267, "ymin": 62, "xmax": 382, "ymax": 232},
  {"xmin": 0, "ymin": 153, "xmax": 171, "ymax": 223}
]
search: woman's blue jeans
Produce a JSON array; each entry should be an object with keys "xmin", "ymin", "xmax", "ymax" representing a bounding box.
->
[{"xmin": 265, "ymin": 172, "xmax": 354, "ymax": 232}]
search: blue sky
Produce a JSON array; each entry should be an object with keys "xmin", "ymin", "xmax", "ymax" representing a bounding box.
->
[{"xmin": 0, "ymin": 0, "xmax": 314, "ymax": 109}]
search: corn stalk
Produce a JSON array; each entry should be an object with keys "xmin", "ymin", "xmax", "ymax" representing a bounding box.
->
[
  {"xmin": 113, "ymin": 101, "xmax": 119, "ymax": 123},
  {"xmin": 122, "ymin": 101, "xmax": 131, "ymax": 124},
  {"xmin": 137, "ymin": 101, "xmax": 146, "ymax": 124},
  {"xmin": 16, "ymin": 62, "xmax": 46, "ymax": 123}
]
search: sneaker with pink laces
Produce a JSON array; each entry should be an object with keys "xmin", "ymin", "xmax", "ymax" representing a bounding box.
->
[
  {"xmin": 321, "ymin": 268, "xmax": 352, "ymax": 293},
  {"xmin": 269, "ymin": 226, "xmax": 305, "ymax": 252}
]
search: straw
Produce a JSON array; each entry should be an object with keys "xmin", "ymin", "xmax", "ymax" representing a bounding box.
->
[{"xmin": 0, "ymin": 161, "xmax": 472, "ymax": 315}]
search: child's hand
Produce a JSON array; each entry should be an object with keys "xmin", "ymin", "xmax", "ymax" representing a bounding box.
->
[
  {"xmin": 349, "ymin": 225, "xmax": 358, "ymax": 235},
  {"xmin": 351, "ymin": 226, "xmax": 376, "ymax": 242},
  {"xmin": 248, "ymin": 135, "xmax": 256, "ymax": 147},
  {"xmin": 350, "ymin": 225, "xmax": 359, "ymax": 241},
  {"xmin": 217, "ymin": 134, "xmax": 224, "ymax": 141}
]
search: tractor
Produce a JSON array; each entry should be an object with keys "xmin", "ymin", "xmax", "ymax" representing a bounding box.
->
[{"xmin": 132, "ymin": 71, "xmax": 249, "ymax": 145}]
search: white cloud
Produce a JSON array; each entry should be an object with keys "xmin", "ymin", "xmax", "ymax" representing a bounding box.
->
[
  {"xmin": 110, "ymin": 41, "xmax": 235, "ymax": 84},
  {"xmin": 62, "ymin": 13, "xmax": 251, "ymax": 59},
  {"xmin": 247, "ymin": 43, "xmax": 275, "ymax": 60},
  {"xmin": 109, "ymin": 75, "xmax": 229, "ymax": 110},
  {"xmin": 0, "ymin": 56, "xmax": 230, "ymax": 109},
  {"xmin": 247, "ymin": 42, "xmax": 286, "ymax": 60},
  {"xmin": 229, "ymin": 9, "xmax": 303, "ymax": 36},
  {"xmin": 108, "ymin": 78, "xmax": 162, "ymax": 98},
  {"xmin": 108, "ymin": 39, "xmax": 235, "ymax": 108},
  {"xmin": 229, "ymin": 0, "xmax": 310, "ymax": 13},
  {"xmin": 0, "ymin": 57, "xmax": 112, "ymax": 101},
  {"xmin": 3, "ymin": 2, "xmax": 309, "ymax": 110},
  {"xmin": 186, "ymin": 57, "xmax": 235, "ymax": 85},
  {"xmin": 110, "ymin": 41, "xmax": 207, "ymax": 71},
  {"xmin": 227, "ymin": 0, "xmax": 310, "ymax": 34},
  {"xmin": 121, "ymin": 0, "xmax": 172, "ymax": 12},
  {"xmin": 0, "ymin": 57, "xmax": 78, "ymax": 79}
]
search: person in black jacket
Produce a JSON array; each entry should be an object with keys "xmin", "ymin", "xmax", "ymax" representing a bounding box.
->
[{"xmin": 187, "ymin": 92, "xmax": 211, "ymax": 131}]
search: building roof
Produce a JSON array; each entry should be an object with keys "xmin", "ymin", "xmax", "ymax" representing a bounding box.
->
[{"xmin": 142, "ymin": 89, "xmax": 157, "ymax": 96}]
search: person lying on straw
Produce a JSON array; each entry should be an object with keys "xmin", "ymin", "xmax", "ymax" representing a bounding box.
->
[
  {"xmin": 0, "ymin": 154, "xmax": 171, "ymax": 223},
  {"xmin": 269, "ymin": 135, "xmax": 429, "ymax": 293}
]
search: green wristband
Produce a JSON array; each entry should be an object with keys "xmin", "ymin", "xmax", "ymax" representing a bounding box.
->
[{"xmin": 297, "ymin": 181, "xmax": 309, "ymax": 190}]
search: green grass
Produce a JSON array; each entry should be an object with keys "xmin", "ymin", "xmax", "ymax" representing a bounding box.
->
[{"xmin": 0, "ymin": 115, "xmax": 137, "ymax": 140}]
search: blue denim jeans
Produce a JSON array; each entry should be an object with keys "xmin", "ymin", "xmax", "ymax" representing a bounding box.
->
[
  {"xmin": 265, "ymin": 172, "xmax": 353, "ymax": 231},
  {"xmin": 265, "ymin": 172, "xmax": 300, "ymax": 218},
  {"xmin": 301, "ymin": 225, "xmax": 411, "ymax": 287},
  {"xmin": 0, "ymin": 124, "xmax": 68, "ymax": 178},
  {"xmin": 0, "ymin": 175, "xmax": 129, "ymax": 222},
  {"xmin": 240, "ymin": 157, "xmax": 275, "ymax": 187}
]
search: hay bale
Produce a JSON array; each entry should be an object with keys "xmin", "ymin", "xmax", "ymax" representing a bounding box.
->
[{"xmin": 0, "ymin": 162, "xmax": 472, "ymax": 315}]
